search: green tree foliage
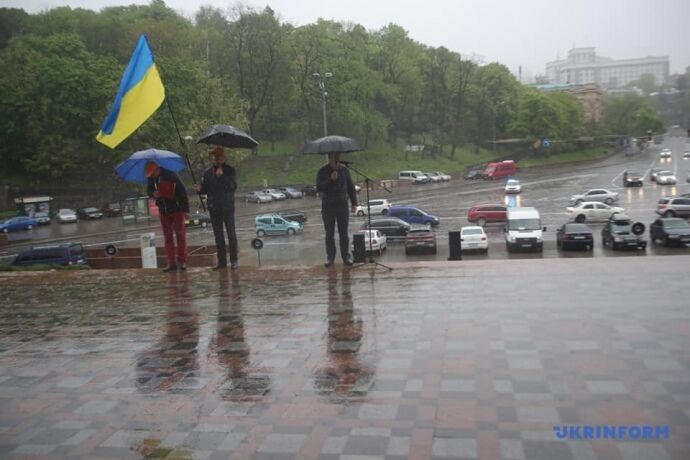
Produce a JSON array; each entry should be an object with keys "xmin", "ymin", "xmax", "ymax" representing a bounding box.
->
[{"xmin": 603, "ymin": 93, "xmax": 665, "ymax": 136}]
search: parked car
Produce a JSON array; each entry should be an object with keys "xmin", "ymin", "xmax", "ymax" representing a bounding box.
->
[
  {"xmin": 263, "ymin": 189, "xmax": 286, "ymax": 200},
  {"xmin": 656, "ymin": 197, "xmax": 690, "ymax": 217},
  {"xmin": 423, "ymin": 172, "xmax": 444, "ymax": 183},
  {"xmin": 353, "ymin": 199, "xmax": 391, "ymax": 216},
  {"xmin": 649, "ymin": 218, "xmax": 690, "ymax": 247},
  {"xmin": 278, "ymin": 209, "xmax": 308, "ymax": 224},
  {"xmin": 353, "ymin": 229, "xmax": 387, "ymax": 255},
  {"xmin": 566, "ymin": 202, "xmax": 625, "ymax": 223},
  {"xmin": 463, "ymin": 165, "xmax": 485, "ymax": 180},
  {"xmin": 467, "ymin": 204, "xmax": 507, "ymax": 226},
  {"xmin": 504, "ymin": 178, "xmax": 521, "ymax": 194},
  {"xmin": 556, "ymin": 223, "xmax": 594, "ymax": 250},
  {"xmin": 660, "ymin": 149, "xmax": 672, "ymax": 159},
  {"xmin": 101, "ymin": 203, "xmax": 122, "ymax": 217},
  {"xmin": 255, "ymin": 214, "xmax": 303, "ymax": 236},
  {"xmin": 569, "ymin": 189, "xmax": 619, "ymax": 205},
  {"xmin": 12, "ymin": 242, "xmax": 87, "ymax": 267},
  {"xmin": 482, "ymin": 160, "xmax": 516, "ymax": 180},
  {"xmin": 505, "ymin": 207, "xmax": 545, "ymax": 252},
  {"xmin": 428, "ymin": 171, "xmax": 451, "ymax": 181},
  {"xmin": 57, "ymin": 208, "xmax": 78, "ymax": 224},
  {"xmin": 277, "ymin": 187, "xmax": 303, "ymax": 199},
  {"xmin": 0, "ymin": 216, "xmax": 38, "ymax": 233},
  {"xmin": 77, "ymin": 207, "xmax": 103, "ymax": 220},
  {"xmin": 460, "ymin": 226, "xmax": 488, "ymax": 253},
  {"xmin": 623, "ymin": 170, "xmax": 643, "ymax": 187},
  {"xmin": 359, "ymin": 217, "xmax": 410, "ymax": 238},
  {"xmin": 656, "ymin": 171, "xmax": 677, "ymax": 185},
  {"xmin": 301, "ymin": 185, "xmax": 318, "ymax": 197},
  {"xmin": 245, "ymin": 191, "xmax": 273, "ymax": 203},
  {"xmin": 389, "ymin": 206, "xmax": 439, "ymax": 226},
  {"xmin": 185, "ymin": 212, "xmax": 211, "ymax": 228},
  {"xmin": 404, "ymin": 225, "xmax": 437, "ymax": 254},
  {"xmin": 649, "ymin": 168, "xmax": 663, "ymax": 182},
  {"xmin": 601, "ymin": 214, "xmax": 646, "ymax": 250},
  {"xmin": 33, "ymin": 211, "xmax": 51, "ymax": 225}
]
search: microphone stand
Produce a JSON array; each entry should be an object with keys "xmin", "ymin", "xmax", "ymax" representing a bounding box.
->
[{"xmin": 343, "ymin": 162, "xmax": 393, "ymax": 272}]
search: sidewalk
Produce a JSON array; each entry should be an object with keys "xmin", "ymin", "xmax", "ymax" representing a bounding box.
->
[{"xmin": 0, "ymin": 257, "xmax": 688, "ymax": 459}]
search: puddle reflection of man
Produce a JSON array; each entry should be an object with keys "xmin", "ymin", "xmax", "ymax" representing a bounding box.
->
[
  {"xmin": 135, "ymin": 272, "xmax": 199, "ymax": 392},
  {"xmin": 314, "ymin": 268, "xmax": 372, "ymax": 397}
]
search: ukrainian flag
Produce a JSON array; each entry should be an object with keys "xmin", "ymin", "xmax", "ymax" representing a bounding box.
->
[{"xmin": 97, "ymin": 34, "xmax": 165, "ymax": 148}]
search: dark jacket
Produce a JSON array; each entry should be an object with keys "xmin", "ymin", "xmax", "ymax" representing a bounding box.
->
[
  {"xmin": 316, "ymin": 163, "xmax": 358, "ymax": 208},
  {"xmin": 147, "ymin": 168, "xmax": 190, "ymax": 214},
  {"xmin": 199, "ymin": 163, "xmax": 237, "ymax": 212}
]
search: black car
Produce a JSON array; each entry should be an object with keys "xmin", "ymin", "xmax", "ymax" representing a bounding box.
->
[
  {"xmin": 101, "ymin": 203, "xmax": 122, "ymax": 217},
  {"xmin": 13, "ymin": 243, "xmax": 87, "ymax": 267},
  {"xmin": 623, "ymin": 170, "xmax": 643, "ymax": 187},
  {"xmin": 77, "ymin": 207, "xmax": 103, "ymax": 220},
  {"xmin": 601, "ymin": 214, "xmax": 646, "ymax": 250},
  {"xmin": 556, "ymin": 223, "xmax": 593, "ymax": 250},
  {"xmin": 301, "ymin": 185, "xmax": 318, "ymax": 197},
  {"xmin": 278, "ymin": 209, "xmax": 308, "ymax": 224},
  {"xmin": 185, "ymin": 212, "xmax": 211, "ymax": 228},
  {"xmin": 360, "ymin": 217, "xmax": 411, "ymax": 238},
  {"xmin": 463, "ymin": 166, "xmax": 485, "ymax": 180},
  {"xmin": 649, "ymin": 218, "xmax": 690, "ymax": 247}
]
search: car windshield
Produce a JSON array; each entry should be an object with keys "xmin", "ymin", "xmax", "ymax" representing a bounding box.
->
[
  {"xmin": 506, "ymin": 180, "xmax": 518, "ymax": 185},
  {"xmin": 659, "ymin": 171, "xmax": 673, "ymax": 176},
  {"xmin": 508, "ymin": 218, "xmax": 541, "ymax": 230}
]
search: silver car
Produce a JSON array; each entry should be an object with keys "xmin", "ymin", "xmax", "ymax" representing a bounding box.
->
[
  {"xmin": 657, "ymin": 197, "xmax": 690, "ymax": 217},
  {"xmin": 656, "ymin": 171, "xmax": 677, "ymax": 185},
  {"xmin": 569, "ymin": 189, "xmax": 619, "ymax": 205}
]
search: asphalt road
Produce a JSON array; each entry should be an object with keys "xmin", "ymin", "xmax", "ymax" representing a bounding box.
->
[{"xmin": 2, "ymin": 135, "xmax": 689, "ymax": 266}]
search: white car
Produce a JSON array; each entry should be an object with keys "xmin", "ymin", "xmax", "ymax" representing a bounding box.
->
[
  {"xmin": 423, "ymin": 172, "xmax": 444, "ymax": 183},
  {"xmin": 432, "ymin": 171, "xmax": 451, "ymax": 181},
  {"xmin": 460, "ymin": 226, "xmax": 488, "ymax": 252},
  {"xmin": 353, "ymin": 199, "xmax": 391, "ymax": 216},
  {"xmin": 656, "ymin": 171, "xmax": 677, "ymax": 185},
  {"xmin": 353, "ymin": 229, "xmax": 387, "ymax": 255},
  {"xmin": 566, "ymin": 202, "xmax": 625, "ymax": 223},
  {"xmin": 504, "ymin": 179, "xmax": 521, "ymax": 194},
  {"xmin": 570, "ymin": 189, "xmax": 619, "ymax": 205},
  {"xmin": 263, "ymin": 189, "xmax": 286, "ymax": 200},
  {"xmin": 57, "ymin": 208, "xmax": 77, "ymax": 224},
  {"xmin": 660, "ymin": 149, "xmax": 672, "ymax": 159}
]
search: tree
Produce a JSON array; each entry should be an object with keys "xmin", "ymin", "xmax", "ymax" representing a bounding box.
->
[{"xmin": 603, "ymin": 93, "xmax": 664, "ymax": 137}]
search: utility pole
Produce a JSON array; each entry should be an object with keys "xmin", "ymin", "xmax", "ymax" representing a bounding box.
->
[{"xmin": 312, "ymin": 72, "xmax": 332, "ymax": 137}]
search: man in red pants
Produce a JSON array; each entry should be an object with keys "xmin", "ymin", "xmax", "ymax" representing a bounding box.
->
[{"xmin": 146, "ymin": 161, "xmax": 190, "ymax": 272}]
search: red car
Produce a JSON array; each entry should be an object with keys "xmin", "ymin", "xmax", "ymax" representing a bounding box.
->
[{"xmin": 467, "ymin": 204, "xmax": 507, "ymax": 226}]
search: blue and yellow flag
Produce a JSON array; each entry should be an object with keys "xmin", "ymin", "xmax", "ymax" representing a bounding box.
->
[{"xmin": 97, "ymin": 35, "xmax": 165, "ymax": 148}]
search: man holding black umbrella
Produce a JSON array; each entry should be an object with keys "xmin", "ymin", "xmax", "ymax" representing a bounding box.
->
[
  {"xmin": 196, "ymin": 147, "xmax": 239, "ymax": 270},
  {"xmin": 316, "ymin": 152, "xmax": 358, "ymax": 267}
]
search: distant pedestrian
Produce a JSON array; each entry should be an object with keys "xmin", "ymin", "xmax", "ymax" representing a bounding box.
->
[
  {"xmin": 196, "ymin": 147, "xmax": 239, "ymax": 270},
  {"xmin": 146, "ymin": 161, "xmax": 190, "ymax": 272},
  {"xmin": 316, "ymin": 152, "xmax": 358, "ymax": 267}
]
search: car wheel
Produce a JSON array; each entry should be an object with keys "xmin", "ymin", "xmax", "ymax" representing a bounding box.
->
[
  {"xmin": 575, "ymin": 214, "xmax": 586, "ymax": 223},
  {"xmin": 381, "ymin": 209, "xmax": 388, "ymax": 215},
  {"xmin": 257, "ymin": 229, "xmax": 266, "ymax": 237},
  {"xmin": 477, "ymin": 217, "xmax": 486, "ymax": 227},
  {"xmin": 1, "ymin": 228, "xmax": 7, "ymax": 233},
  {"xmin": 605, "ymin": 198, "xmax": 614, "ymax": 204},
  {"xmin": 663, "ymin": 210, "xmax": 675, "ymax": 217},
  {"xmin": 357, "ymin": 210, "xmax": 364, "ymax": 216},
  {"xmin": 287, "ymin": 228, "xmax": 296, "ymax": 236}
]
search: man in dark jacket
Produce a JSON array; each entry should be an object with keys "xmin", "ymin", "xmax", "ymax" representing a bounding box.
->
[
  {"xmin": 316, "ymin": 152, "xmax": 358, "ymax": 267},
  {"xmin": 196, "ymin": 147, "xmax": 238, "ymax": 270},
  {"xmin": 146, "ymin": 161, "xmax": 190, "ymax": 272}
]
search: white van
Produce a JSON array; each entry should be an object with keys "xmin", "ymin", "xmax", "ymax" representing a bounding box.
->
[
  {"xmin": 504, "ymin": 207, "xmax": 545, "ymax": 252},
  {"xmin": 398, "ymin": 171, "xmax": 428, "ymax": 184}
]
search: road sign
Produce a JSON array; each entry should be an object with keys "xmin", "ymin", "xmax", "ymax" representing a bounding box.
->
[{"xmin": 542, "ymin": 138, "xmax": 551, "ymax": 148}]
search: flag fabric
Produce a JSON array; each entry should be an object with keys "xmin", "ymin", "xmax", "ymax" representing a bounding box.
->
[{"xmin": 96, "ymin": 34, "xmax": 165, "ymax": 148}]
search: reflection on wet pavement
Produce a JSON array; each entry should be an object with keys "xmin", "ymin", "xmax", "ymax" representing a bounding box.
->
[{"xmin": 1, "ymin": 258, "xmax": 689, "ymax": 459}]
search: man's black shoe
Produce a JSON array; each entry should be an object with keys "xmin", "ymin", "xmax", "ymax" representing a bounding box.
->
[
  {"xmin": 343, "ymin": 258, "xmax": 353, "ymax": 266},
  {"xmin": 178, "ymin": 263, "xmax": 187, "ymax": 271},
  {"xmin": 212, "ymin": 264, "xmax": 227, "ymax": 271},
  {"xmin": 324, "ymin": 260, "xmax": 335, "ymax": 267},
  {"xmin": 162, "ymin": 265, "xmax": 177, "ymax": 273},
  {"xmin": 230, "ymin": 261, "xmax": 238, "ymax": 270}
]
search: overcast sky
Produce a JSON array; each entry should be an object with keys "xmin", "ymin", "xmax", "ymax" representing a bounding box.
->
[{"xmin": 5, "ymin": 0, "xmax": 690, "ymax": 78}]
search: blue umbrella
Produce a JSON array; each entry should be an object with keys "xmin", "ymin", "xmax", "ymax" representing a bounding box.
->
[{"xmin": 115, "ymin": 148, "xmax": 186, "ymax": 183}]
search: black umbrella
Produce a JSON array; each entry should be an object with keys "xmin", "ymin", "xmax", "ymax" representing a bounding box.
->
[
  {"xmin": 301, "ymin": 135, "xmax": 363, "ymax": 155},
  {"xmin": 197, "ymin": 124, "xmax": 259, "ymax": 149}
]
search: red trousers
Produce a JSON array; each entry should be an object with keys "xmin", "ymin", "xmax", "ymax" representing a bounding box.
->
[{"xmin": 159, "ymin": 212, "xmax": 187, "ymax": 266}]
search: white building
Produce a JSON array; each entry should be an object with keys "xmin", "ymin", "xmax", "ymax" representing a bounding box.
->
[{"xmin": 546, "ymin": 47, "xmax": 669, "ymax": 89}]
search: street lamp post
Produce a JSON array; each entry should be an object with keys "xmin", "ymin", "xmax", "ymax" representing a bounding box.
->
[{"xmin": 312, "ymin": 72, "xmax": 332, "ymax": 137}]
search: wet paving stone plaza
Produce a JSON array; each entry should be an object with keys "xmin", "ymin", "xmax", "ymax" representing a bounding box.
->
[{"xmin": 0, "ymin": 257, "xmax": 689, "ymax": 459}]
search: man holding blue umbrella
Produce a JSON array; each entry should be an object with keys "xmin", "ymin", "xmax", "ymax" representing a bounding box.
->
[{"xmin": 145, "ymin": 161, "xmax": 190, "ymax": 272}]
